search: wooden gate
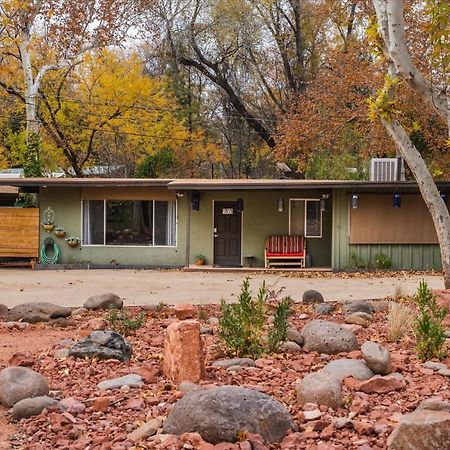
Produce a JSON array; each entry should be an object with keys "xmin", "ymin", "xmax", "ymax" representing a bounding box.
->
[{"xmin": 0, "ymin": 208, "xmax": 39, "ymax": 257}]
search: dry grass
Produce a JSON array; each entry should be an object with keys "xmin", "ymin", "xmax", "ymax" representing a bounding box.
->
[{"xmin": 387, "ymin": 301, "xmax": 417, "ymax": 343}]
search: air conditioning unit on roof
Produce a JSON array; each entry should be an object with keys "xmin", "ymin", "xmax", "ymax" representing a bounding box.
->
[{"xmin": 369, "ymin": 158, "xmax": 405, "ymax": 181}]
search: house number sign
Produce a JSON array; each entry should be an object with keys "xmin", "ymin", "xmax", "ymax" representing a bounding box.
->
[{"xmin": 222, "ymin": 208, "xmax": 234, "ymax": 215}]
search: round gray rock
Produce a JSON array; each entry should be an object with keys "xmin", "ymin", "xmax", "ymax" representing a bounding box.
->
[
  {"xmin": 301, "ymin": 320, "xmax": 358, "ymax": 354},
  {"xmin": 0, "ymin": 304, "xmax": 8, "ymax": 317},
  {"xmin": 0, "ymin": 367, "xmax": 49, "ymax": 407},
  {"xmin": 83, "ymin": 293, "xmax": 123, "ymax": 310},
  {"xmin": 314, "ymin": 303, "xmax": 333, "ymax": 315},
  {"xmin": 12, "ymin": 396, "xmax": 58, "ymax": 421},
  {"xmin": 286, "ymin": 327, "xmax": 303, "ymax": 345},
  {"xmin": 7, "ymin": 302, "xmax": 71, "ymax": 323},
  {"xmin": 361, "ymin": 341, "xmax": 392, "ymax": 375},
  {"xmin": 342, "ymin": 301, "xmax": 374, "ymax": 316},
  {"xmin": 211, "ymin": 358, "xmax": 256, "ymax": 369},
  {"xmin": 322, "ymin": 359, "xmax": 374, "ymax": 382},
  {"xmin": 296, "ymin": 372, "xmax": 342, "ymax": 409},
  {"xmin": 162, "ymin": 385, "xmax": 294, "ymax": 444},
  {"xmin": 302, "ymin": 290, "xmax": 324, "ymax": 304}
]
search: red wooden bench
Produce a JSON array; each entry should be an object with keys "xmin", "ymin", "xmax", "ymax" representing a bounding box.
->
[{"xmin": 264, "ymin": 235, "xmax": 306, "ymax": 268}]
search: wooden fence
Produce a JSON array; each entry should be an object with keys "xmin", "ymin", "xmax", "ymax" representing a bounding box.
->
[{"xmin": 0, "ymin": 208, "xmax": 39, "ymax": 258}]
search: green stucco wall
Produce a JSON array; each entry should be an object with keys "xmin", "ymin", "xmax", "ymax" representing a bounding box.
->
[
  {"xmin": 39, "ymin": 187, "xmax": 187, "ymax": 266},
  {"xmin": 189, "ymin": 190, "xmax": 332, "ymax": 268},
  {"xmin": 332, "ymin": 189, "xmax": 442, "ymax": 270}
]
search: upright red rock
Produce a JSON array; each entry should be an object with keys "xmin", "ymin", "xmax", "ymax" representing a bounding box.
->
[{"xmin": 163, "ymin": 320, "xmax": 205, "ymax": 383}]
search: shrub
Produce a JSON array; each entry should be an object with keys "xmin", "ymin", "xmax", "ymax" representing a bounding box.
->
[
  {"xmin": 106, "ymin": 306, "xmax": 146, "ymax": 336},
  {"xmin": 219, "ymin": 278, "xmax": 291, "ymax": 358},
  {"xmin": 267, "ymin": 296, "xmax": 293, "ymax": 353},
  {"xmin": 415, "ymin": 280, "xmax": 448, "ymax": 361},
  {"xmin": 350, "ymin": 252, "xmax": 368, "ymax": 270},
  {"xmin": 386, "ymin": 301, "xmax": 416, "ymax": 342},
  {"xmin": 375, "ymin": 253, "xmax": 391, "ymax": 269}
]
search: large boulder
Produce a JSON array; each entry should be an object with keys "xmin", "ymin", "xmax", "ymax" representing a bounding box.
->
[
  {"xmin": 302, "ymin": 290, "xmax": 324, "ymax": 304},
  {"xmin": 301, "ymin": 320, "xmax": 358, "ymax": 354},
  {"xmin": 163, "ymin": 320, "xmax": 205, "ymax": 384},
  {"xmin": 322, "ymin": 359, "xmax": 374, "ymax": 382},
  {"xmin": 68, "ymin": 330, "xmax": 132, "ymax": 362},
  {"xmin": 361, "ymin": 341, "xmax": 392, "ymax": 375},
  {"xmin": 296, "ymin": 372, "xmax": 342, "ymax": 409},
  {"xmin": 7, "ymin": 302, "xmax": 71, "ymax": 323},
  {"xmin": 12, "ymin": 396, "xmax": 58, "ymax": 421},
  {"xmin": 0, "ymin": 367, "xmax": 49, "ymax": 407},
  {"xmin": 388, "ymin": 409, "xmax": 450, "ymax": 449},
  {"xmin": 162, "ymin": 385, "xmax": 294, "ymax": 444},
  {"xmin": 83, "ymin": 293, "xmax": 123, "ymax": 310}
]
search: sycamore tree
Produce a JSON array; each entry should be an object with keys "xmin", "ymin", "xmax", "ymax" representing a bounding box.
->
[
  {"xmin": 0, "ymin": 0, "xmax": 142, "ymax": 175},
  {"xmin": 370, "ymin": 0, "xmax": 450, "ymax": 287}
]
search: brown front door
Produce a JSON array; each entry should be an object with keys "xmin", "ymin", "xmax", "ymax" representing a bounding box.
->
[{"xmin": 214, "ymin": 201, "xmax": 242, "ymax": 267}]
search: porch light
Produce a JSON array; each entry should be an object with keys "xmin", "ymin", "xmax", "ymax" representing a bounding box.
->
[
  {"xmin": 236, "ymin": 198, "xmax": 244, "ymax": 213},
  {"xmin": 351, "ymin": 194, "xmax": 359, "ymax": 209},
  {"xmin": 277, "ymin": 198, "xmax": 284, "ymax": 212},
  {"xmin": 191, "ymin": 191, "xmax": 200, "ymax": 211},
  {"xmin": 440, "ymin": 192, "xmax": 447, "ymax": 205},
  {"xmin": 320, "ymin": 198, "xmax": 326, "ymax": 212},
  {"xmin": 393, "ymin": 193, "xmax": 401, "ymax": 208}
]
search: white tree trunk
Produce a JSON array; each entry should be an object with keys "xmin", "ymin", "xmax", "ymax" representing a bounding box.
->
[
  {"xmin": 19, "ymin": 36, "xmax": 40, "ymax": 139},
  {"xmin": 381, "ymin": 118, "xmax": 450, "ymax": 288},
  {"xmin": 372, "ymin": 0, "xmax": 450, "ymax": 288}
]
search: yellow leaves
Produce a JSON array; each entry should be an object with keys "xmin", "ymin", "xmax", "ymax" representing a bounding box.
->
[
  {"xmin": 367, "ymin": 75, "xmax": 400, "ymax": 123},
  {"xmin": 366, "ymin": 16, "xmax": 384, "ymax": 59}
]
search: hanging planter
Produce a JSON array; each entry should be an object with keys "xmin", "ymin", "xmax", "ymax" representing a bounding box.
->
[
  {"xmin": 42, "ymin": 221, "xmax": 54, "ymax": 232},
  {"xmin": 54, "ymin": 227, "xmax": 66, "ymax": 238},
  {"xmin": 65, "ymin": 236, "xmax": 80, "ymax": 248}
]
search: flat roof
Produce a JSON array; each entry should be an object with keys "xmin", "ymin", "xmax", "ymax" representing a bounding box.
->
[{"xmin": 0, "ymin": 177, "xmax": 448, "ymax": 191}]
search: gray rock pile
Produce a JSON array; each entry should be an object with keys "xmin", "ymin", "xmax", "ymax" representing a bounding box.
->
[
  {"xmin": 7, "ymin": 302, "xmax": 71, "ymax": 323},
  {"xmin": 69, "ymin": 330, "xmax": 132, "ymax": 362}
]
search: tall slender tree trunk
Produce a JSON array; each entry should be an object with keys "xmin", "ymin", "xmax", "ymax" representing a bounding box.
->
[{"xmin": 381, "ymin": 117, "xmax": 450, "ymax": 288}]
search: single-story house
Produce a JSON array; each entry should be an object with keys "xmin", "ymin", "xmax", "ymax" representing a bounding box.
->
[{"xmin": 0, "ymin": 177, "xmax": 448, "ymax": 270}]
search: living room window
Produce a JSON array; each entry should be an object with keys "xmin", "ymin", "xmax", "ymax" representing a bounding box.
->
[{"xmin": 82, "ymin": 200, "xmax": 176, "ymax": 246}]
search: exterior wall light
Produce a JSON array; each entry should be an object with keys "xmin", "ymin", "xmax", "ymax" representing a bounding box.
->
[
  {"xmin": 351, "ymin": 194, "xmax": 359, "ymax": 209},
  {"xmin": 320, "ymin": 198, "xmax": 326, "ymax": 212},
  {"xmin": 277, "ymin": 198, "xmax": 284, "ymax": 212},
  {"xmin": 191, "ymin": 191, "xmax": 200, "ymax": 211},
  {"xmin": 393, "ymin": 193, "xmax": 401, "ymax": 208},
  {"xmin": 236, "ymin": 198, "xmax": 244, "ymax": 213}
]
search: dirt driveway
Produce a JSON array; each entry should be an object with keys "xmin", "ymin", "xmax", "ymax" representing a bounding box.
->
[{"xmin": 0, "ymin": 269, "xmax": 444, "ymax": 308}]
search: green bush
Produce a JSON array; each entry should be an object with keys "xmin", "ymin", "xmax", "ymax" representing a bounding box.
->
[
  {"xmin": 219, "ymin": 278, "xmax": 292, "ymax": 358},
  {"xmin": 105, "ymin": 306, "xmax": 146, "ymax": 336},
  {"xmin": 415, "ymin": 280, "xmax": 448, "ymax": 361},
  {"xmin": 375, "ymin": 253, "xmax": 391, "ymax": 269}
]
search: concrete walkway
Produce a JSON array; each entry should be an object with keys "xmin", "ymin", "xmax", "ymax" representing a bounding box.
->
[{"xmin": 0, "ymin": 269, "xmax": 445, "ymax": 308}]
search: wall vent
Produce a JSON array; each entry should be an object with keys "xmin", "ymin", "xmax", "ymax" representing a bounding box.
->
[{"xmin": 369, "ymin": 158, "xmax": 405, "ymax": 181}]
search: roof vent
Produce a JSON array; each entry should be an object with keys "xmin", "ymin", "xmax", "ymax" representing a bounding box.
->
[{"xmin": 369, "ymin": 158, "xmax": 405, "ymax": 181}]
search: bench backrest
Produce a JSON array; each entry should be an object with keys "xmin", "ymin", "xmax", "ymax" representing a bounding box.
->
[{"xmin": 265, "ymin": 235, "xmax": 305, "ymax": 253}]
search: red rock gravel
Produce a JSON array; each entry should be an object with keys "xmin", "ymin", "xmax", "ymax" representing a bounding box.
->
[{"xmin": 1, "ymin": 301, "xmax": 449, "ymax": 449}]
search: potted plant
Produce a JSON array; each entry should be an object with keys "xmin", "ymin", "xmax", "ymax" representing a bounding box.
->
[
  {"xmin": 194, "ymin": 254, "xmax": 206, "ymax": 265},
  {"xmin": 66, "ymin": 236, "xmax": 81, "ymax": 248},
  {"xmin": 54, "ymin": 226, "xmax": 66, "ymax": 238},
  {"xmin": 42, "ymin": 220, "xmax": 54, "ymax": 232}
]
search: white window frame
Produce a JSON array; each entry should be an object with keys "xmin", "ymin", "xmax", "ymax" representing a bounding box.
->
[
  {"xmin": 288, "ymin": 198, "xmax": 323, "ymax": 238},
  {"xmin": 81, "ymin": 199, "xmax": 178, "ymax": 248}
]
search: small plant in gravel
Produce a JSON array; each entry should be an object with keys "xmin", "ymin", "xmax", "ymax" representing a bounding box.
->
[
  {"xmin": 267, "ymin": 296, "xmax": 292, "ymax": 353},
  {"xmin": 415, "ymin": 280, "xmax": 448, "ymax": 361},
  {"xmin": 219, "ymin": 278, "xmax": 292, "ymax": 358},
  {"xmin": 386, "ymin": 301, "xmax": 416, "ymax": 342},
  {"xmin": 105, "ymin": 306, "xmax": 146, "ymax": 336}
]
